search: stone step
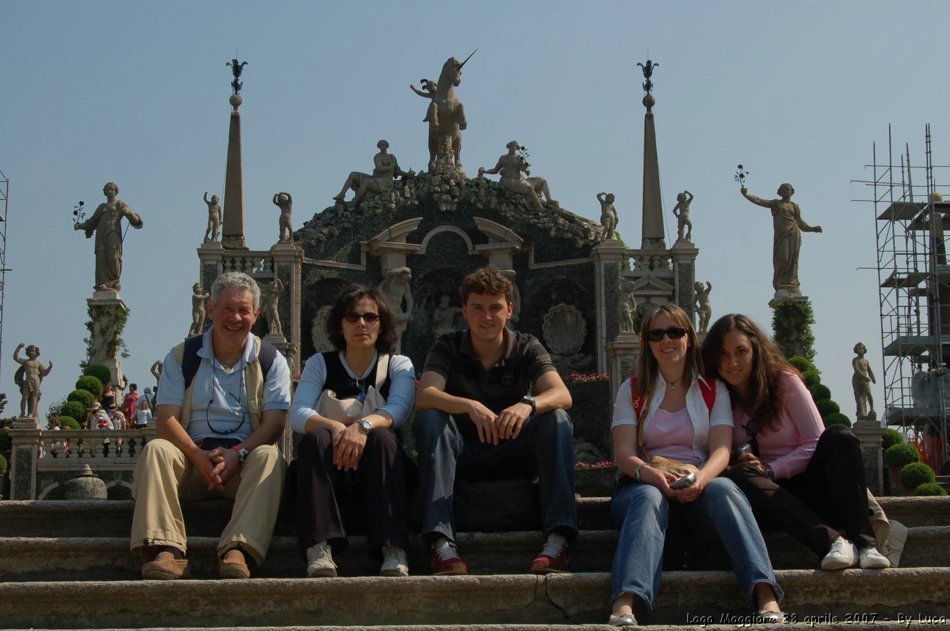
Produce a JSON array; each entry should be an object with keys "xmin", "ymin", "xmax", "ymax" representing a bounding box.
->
[
  {"xmin": 0, "ymin": 569, "xmax": 946, "ymax": 628},
  {"xmin": 1, "ymin": 496, "xmax": 947, "ymax": 538},
  {"xmin": 2, "ymin": 524, "xmax": 947, "ymax": 583},
  {"xmin": 38, "ymin": 626, "xmax": 945, "ymax": 631}
]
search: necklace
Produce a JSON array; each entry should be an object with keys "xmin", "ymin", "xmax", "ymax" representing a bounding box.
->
[{"xmin": 664, "ymin": 376, "xmax": 683, "ymax": 390}]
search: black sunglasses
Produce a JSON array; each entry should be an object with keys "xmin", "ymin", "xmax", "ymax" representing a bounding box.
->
[
  {"xmin": 647, "ymin": 326, "xmax": 687, "ymax": 342},
  {"xmin": 345, "ymin": 312, "xmax": 380, "ymax": 324}
]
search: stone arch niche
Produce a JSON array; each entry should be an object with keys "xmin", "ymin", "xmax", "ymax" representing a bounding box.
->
[
  {"xmin": 522, "ymin": 275, "xmax": 594, "ymax": 375},
  {"xmin": 299, "ymin": 275, "xmax": 352, "ymax": 359}
]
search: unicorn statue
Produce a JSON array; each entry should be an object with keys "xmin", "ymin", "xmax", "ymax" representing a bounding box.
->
[{"xmin": 410, "ymin": 50, "xmax": 476, "ymax": 173}]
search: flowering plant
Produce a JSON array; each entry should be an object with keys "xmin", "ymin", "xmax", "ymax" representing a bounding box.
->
[
  {"xmin": 563, "ymin": 372, "xmax": 608, "ymax": 384},
  {"xmin": 575, "ymin": 459, "xmax": 614, "ymax": 470}
]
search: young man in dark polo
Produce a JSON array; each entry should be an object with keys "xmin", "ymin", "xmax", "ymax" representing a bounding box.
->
[{"xmin": 415, "ymin": 266, "xmax": 577, "ymax": 575}]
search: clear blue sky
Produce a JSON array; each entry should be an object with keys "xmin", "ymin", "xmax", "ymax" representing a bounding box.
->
[{"xmin": 2, "ymin": 0, "xmax": 948, "ymax": 422}]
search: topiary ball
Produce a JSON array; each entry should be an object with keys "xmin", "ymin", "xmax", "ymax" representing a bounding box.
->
[
  {"xmin": 75, "ymin": 375, "xmax": 104, "ymax": 398},
  {"xmin": 823, "ymin": 412, "xmax": 852, "ymax": 427},
  {"xmin": 83, "ymin": 364, "xmax": 113, "ymax": 385},
  {"xmin": 901, "ymin": 462, "xmax": 936, "ymax": 490},
  {"xmin": 882, "ymin": 428, "xmax": 904, "ymax": 450},
  {"xmin": 60, "ymin": 401, "xmax": 87, "ymax": 423},
  {"xmin": 801, "ymin": 369, "xmax": 821, "ymax": 388},
  {"xmin": 0, "ymin": 453, "xmax": 7, "ymax": 477},
  {"xmin": 57, "ymin": 416, "xmax": 81, "ymax": 430},
  {"xmin": 815, "ymin": 399, "xmax": 841, "ymax": 417},
  {"xmin": 809, "ymin": 384, "xmax": 831, "ymax": 402},
  {"xmin": 915, "ymin": 482, "xmax": 948, "ymax": 496},
  {"xmin": 67, "ymin": 389, "xmax": 96, "ymax": 408},
  {"xmin": 788, "ymin": 356, "xmax": 815, "ymax": 373},
  {"xmin": 884, "ymin": 443, "xmax": 920, "ymax": 468}
]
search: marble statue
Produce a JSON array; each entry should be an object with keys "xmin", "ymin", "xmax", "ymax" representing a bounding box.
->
[
  {"xmin": 202, "ymin": 192, "xmax": 221, "ymax": 242},
  {"xmin": 13, "ymin": 343, "xmax": 52, "ymax": 418},
  {"xmin": 852, "ymin": 342, "xmax": 877, "ymax": 420},
  {"xmin": 431, "ymin": 295, "xmax": 460, "ymax": 337},
  {"xmin": 672, "ymin": 190, "xmax": 694, "ymax": 241},
  {"xmin": 500, "ymin": 269, "xmax": 522, "ymax": 324},
  {"xmin": 273, "ymin": 192, "xmax": 293, "ymax": 242},
  {"xmin": 334, "ymin": 140, "xmax": 407, "ymax": 205},
  {"xmin": 74, "ymin": 182, "xmax": 144, "ymax": 292},
  {"xmin": 620, "ymin": 281, "xmax": 636, "ymax": 334},
  {"xmin": 262, "ymin": 278, "xmax": 285, "ymax": 338},
  {"xmin": 410, "ymin": 78, "xmax": 439, "ymax": 126},
  {"xmin": 741, "ymin": 183, "xmax": 822, "ymax": 298},
  {"xmin": 380, "ymin": 267, "xmax": 413, "ymax": 353},
  {"xmin": 694, "ymin": 281, "xmax": 712, "ymax": 335},
  {"xmin": 150, "ymin": 360, "xmax": 163, "ymax": 386},
  {"xmin": 418, "ymin": 51, "xmax": 475, "ymax": 172},
  {"xmin": 479, "ymin": 141, "xmax": 556, "ymax": 212},
  {"xmin": 188, "ymin": 283, "xmax": 210, "ymax": 336},
  {"xmin": 597, "ymin": 192, "xmax": 618, "ymax": 240},
  {"xmin": 310, "ymin": 305, "xmax": 334, "ymax": 353}
]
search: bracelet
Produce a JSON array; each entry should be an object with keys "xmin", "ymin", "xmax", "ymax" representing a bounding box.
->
[{"xmin": 634, "ymin": 462, "xmax": 646, "ymax": 482}]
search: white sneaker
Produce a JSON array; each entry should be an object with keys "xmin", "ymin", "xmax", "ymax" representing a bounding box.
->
[
  {"xmin": 821, "ymin": 537, "xmax": 858, "ymax": 570},
  {"xmin": 306, "ymin": 542, "xmax": 337, "ymax": 578},
  {"xmin": 380, "ymin": 545, "xmax": 409, "ymax": 577},
  {"xmin": 859, "ymin": 546, "xmax": 891, "ymax": 569}
]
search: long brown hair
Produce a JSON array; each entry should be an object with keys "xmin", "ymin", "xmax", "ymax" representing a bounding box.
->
[
  {"xmin": 700, "ymin": 313, "xmax": 799, "ymax": 434},
  {"xmin": 635, "ymin": 304, "xmax": 703, "ymax": 417}
]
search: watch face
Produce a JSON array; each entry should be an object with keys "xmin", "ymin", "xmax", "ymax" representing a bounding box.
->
[{"xmin": 359, "ymin": 419, "xmax": 373, "ymax": 433}]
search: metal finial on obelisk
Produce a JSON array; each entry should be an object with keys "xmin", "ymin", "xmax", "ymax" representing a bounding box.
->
[{"xmin": 637, "ymin": 59, "xmax": 658, "ymax": 111}]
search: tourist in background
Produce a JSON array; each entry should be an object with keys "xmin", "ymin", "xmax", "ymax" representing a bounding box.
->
[
  {"xmin": 609, "ymin": 304, "xmax": 783, "ymax": 626},
  {"xmin": 122, "ymin": 384, "xmax": 140, "ymax": 426},
  {"xmin": 135, "ymin": 399, "xmax": 153, "ymax": 428},
  {"xmin": 701, "ymin": 314, "xmax": 890, "ymax": 570},
  {"xmin": 290, "ymin": 285, "xmax": 415, "ymax": 578}
]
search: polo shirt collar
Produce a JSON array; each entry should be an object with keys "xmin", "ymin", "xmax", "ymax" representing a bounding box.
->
[
  {"xmin": 199, "ymin": 326, "xmax": 257, "ymax": 363},
  {"xmin": 461, "ymin": 327, "xmax": 516, "ymax": 364}
]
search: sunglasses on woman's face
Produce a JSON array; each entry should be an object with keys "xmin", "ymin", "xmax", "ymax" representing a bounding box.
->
[
  {"xmin": 345, "ymin": 312, "xmax": 380, "ymax": 324},
  {"xmin": 647, "ymin": 326, "xmax": 687, "ymax": 342}
]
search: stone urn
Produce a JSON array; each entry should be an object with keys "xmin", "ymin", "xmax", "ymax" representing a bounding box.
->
[{"xmin": 63, "ymin": 464, "xmax": 108, "ymax": 500}]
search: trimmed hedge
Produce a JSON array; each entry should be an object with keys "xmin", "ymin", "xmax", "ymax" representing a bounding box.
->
[
  {"xmin": 60, "ymin": 401, "xmax": 87, "ymax": 423},
  {"xmin": 809, "ymin": 384, "xmax": 831, "ymax": 402},
  {"xmin": 815, "ymin": 399, "xmax": 841, "ymax": 417},
  {"xmin": 83, "ymin": 364, "xmax": 112, "ymax": 385},
  {"xmin": 900, "ymin": 462, "xmax": 936, "ymax": 489},
  {"xmin": 67, "ymin": 389, "xmax": 96, "ymax": 408},
  {"xmin": 884, "ymin": 443, "xmax": 920, "ymax": 468},
  {"xmin": 75, "ymin": 375, "xmax": 104, "ymax": 398},
  {"xmin": 916, "ymin": 482, "xmax": 948, "ymax": 496},
  {"xmin": 882, "ymin": 428, "xmax": 904, "ymax": 450},
  {"xmin": 58, "ymin": 416, "xmax": 81, "ymax": 429},
  {"xmin": 0, "ymin": 453, "xmax": 7, "ymax": 477},
  {"xmin": 823, "ymin": 412, "xmax": 851, "ymax": 427},
  {"xmin": 801, "ymin": 369, "xmax": 821, "ymax": 388},
  {"xmin": 788, "ymin": 356, "xmax": 815, "ymax": 374}
]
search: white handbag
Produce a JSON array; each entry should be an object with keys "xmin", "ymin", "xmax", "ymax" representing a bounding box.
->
[{"xmin": 315, "ymin": 354, "xmax": 389, "ymax": 420}]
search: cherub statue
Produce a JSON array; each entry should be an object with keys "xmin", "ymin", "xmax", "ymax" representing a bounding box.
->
[
  {"xmin": 694, "ymin": 281, "xmax": 712, "ymax": 335},
  {"xmin": 203, "ymin": 192, "xmax": 221, "ymax": 242},
  {"xmin": 188, "ymin": 283, "xmax": 210, "ymax": 336},
  {"xmin": 620, "ymin": 281, "xmax": 637, "ymax": 334},
  {"xmin": 597, "ymin": 192, "xmax": 618, "ymax": 240},
  {"xmin": 672, "ymin": 190, "xmax": 694, "ymax": 241},
  {"xmin": 13, "ymin": 343, "xmax": 53, "ymax": 418},
  {"xmin": 272, "ymin": 192, "xmax": 293, "ymax": 242},
  {"xmin": 262, "ymin": 278, "xmax": 285, "ymax": 337},
  {"xmin": 410, "ymin": 79, "xmax": 439, "ymax": 125},
  {"xmin": 852, "ymin": 342, "xmax": 877, "ymax": 419}
]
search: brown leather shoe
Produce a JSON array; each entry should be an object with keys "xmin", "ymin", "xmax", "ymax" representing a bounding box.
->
[
  {"xmin": 142, "ymin": 551, "xmax": 189, "ymax": 580},
  {"xmin": 218, "ymin": 548, "xmax": 251, "ymax": 579}
]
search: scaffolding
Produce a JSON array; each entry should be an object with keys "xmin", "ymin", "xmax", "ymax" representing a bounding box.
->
[
  {"xmin": 863, "ymin": 125, "xmax": 948, "ymax": 472},
  {"xmin": 0, "ymin": 170, "xmax": 8, "ymax": 384}
]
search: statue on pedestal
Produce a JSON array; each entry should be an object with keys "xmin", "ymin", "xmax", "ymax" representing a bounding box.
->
[
  {"xmin": 333, "ymin": 140, "xmax": 407, "ymax": 206},
  {"xmin": 673, "ymin": 190, "xmax": 694, "ymax": 241},
  {"xmin": 202, "ymin": 192, "xmax": 221, "ymax": 242},
  {"xmin": 852, "ymin": 342, "xmax": 877, "ymax": 419},
  {"xmin": 597, "ymin": 192, "xmax": 618, "ymax": 240},
  {"xmin": 431, "ymin": 295, "xmax": 460, "ymax": 337},
  {"xmin": 620, "ymin": 281, "xmax": 637, "ymax": 334},
  {"xmin": 273, "ymin": 192, "xmax": 293, "ymax": 242},
  {"xmin": 262, "ymin": 278, "xmax": 285, "ymax": 338},
  {"xmin": 740, "ymin": 183, "xmax": 822, "ymax": 299},
  {"xmin": 74, "ymin": 182, "xmax": 144, "ymax": 292},
  {"xmin": 417, "ymin": 51, "xmax": 475, "ymax": 172},
  {"xmin": 694, "ymin": 281, "xmax": 712, "ymax": 335},
  {"xmin": 13, "ymin": 343, "xmax": 52, "ymax": 418},
  {"xmin": 188, "ymin": 283, "xmax": 210, "ymax": 336},
  {"xmin": 380, "ymin": 267, "xmax": 413, "ymax": 353},
  {"xmin": 479, "ymin": 141, "xmax": 556, "ymax": 212}
]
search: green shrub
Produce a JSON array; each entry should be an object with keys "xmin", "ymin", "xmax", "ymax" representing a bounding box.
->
[
  {"xmin": 900, "ymin": 462, "xmax": 936, "ymax": 489},
  {"xmin": 809, "ymin": 384, "xmax": 831, "ymax": 401},
  {"xmin": 882, "ymin": 428, "xmax": 904, "ymax": 450},
  {"xmin": 0, "ymin": 453, "xmax": 7, "ymax": 477},
  {"xmin": 884, "ymin": 443, "xmax": 920, "ymax": 468},
  {"xmin": 916, "ymin": 482, "xmax": 948, "ymax": 496},
  {"xmin": 67, "ymin": 389, "xmax": 96, "ymax": 408},
  {"xmin": 788, "ymin": 356, "xmax": 815, "ymax": 374},
  {"xmin": 60, "ymin": 401, "xmax": 87, "ymax": 423},
  {"xmin": 801, "ymin": 369, "xmax": 821, "ymax": 388},
  {"xmin": 815, "ymin": 399, "xmax": 841, "ymax": 417},
  {"xmin": 58, "ymin": 416, "xmax": 81, "ymax": 429},
  {"xmin": 83, "ymin": 364, "xmax": 113, "ymax": 385},
  {"xmin": 823, "ymin": 412, "xmax": 851, "ymax": 427},
  {"xmin": 0, "ymin": 428, "xmax": 10, "ymax": 452},
  {"xmin": 75, "ymin": 375, "xmax": 104, "ymax": 398}
]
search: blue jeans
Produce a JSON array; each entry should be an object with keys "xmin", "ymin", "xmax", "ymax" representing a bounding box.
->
[
  {"xmin": 610, "ymin": 476, "xmax": 783, "ymax": 613},
  {"xmin": 414, "ymin": 408, "xmax": 578, "ymax": 543}
]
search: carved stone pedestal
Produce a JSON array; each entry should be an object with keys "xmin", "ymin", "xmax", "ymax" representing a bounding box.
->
[
  {"xmin": 606, "ymin": 334, "xmax": 640, "ymax": 405},
  {"xmin": 853, "ymin": 419, "xmax": 885, "ymax": 495},
  {"xmin": 87, "ymin": 292, "xmax": 129, "ymax": 388},
  {"xmin": 9, "ymin": 416, "xmax": 41, "ymax": 500}
]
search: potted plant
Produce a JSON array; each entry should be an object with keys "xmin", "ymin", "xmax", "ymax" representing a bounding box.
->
[
  {"xmin": 900, "ymin": 462, "xmax": 936, "ymax": 495},
  {"xmin": 884, "ymin": 443, "xmax": 919, "ymax": 495}
]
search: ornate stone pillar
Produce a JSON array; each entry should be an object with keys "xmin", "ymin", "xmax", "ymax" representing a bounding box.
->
[
  {"xmin": 853, "ymin": 419, "xmax": 885, "ymax": 495},
  {"xmin": 593, "ymin": 239, "xmax": 626, "ymax": 375},
  {"xmin": 670, "ymin": 240, "xmax": 699, "ymax": 324},
  {"xmin": 87, "ymin": 292, "xmax": 129, "ymax": 388},
  {"xmin": 9, "ymin": 417, "xmax": 41, "ymax": 500}
]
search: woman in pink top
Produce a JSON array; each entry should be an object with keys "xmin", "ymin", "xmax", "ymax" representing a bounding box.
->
[
  {"xmin": 608, "ymin": 305, "xmax": 783, "ymax": 626},
  {"xmin": 701, "ymin": 314, "xmax": 890, "ymax": 570}
]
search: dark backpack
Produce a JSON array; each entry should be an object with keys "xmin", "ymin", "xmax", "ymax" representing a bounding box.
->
[{"xmin": 180, "ymin": 334, "xmax": 278, "ymax": 388}]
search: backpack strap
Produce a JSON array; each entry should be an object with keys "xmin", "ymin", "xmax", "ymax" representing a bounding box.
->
[
  {"xmin": 258, "ymin": 339, "xmax": 278, "ymax": 380},
  {"xmin": 180, "ymin": 334, "xmax": 204, "ymax": 390},
  {"xmin": 374, "ymin": 353, "xmax": 390, "ymax": 390},
  {"xmin": 698, "ymin": 377, "xmax": 716, "ymax": 412}
]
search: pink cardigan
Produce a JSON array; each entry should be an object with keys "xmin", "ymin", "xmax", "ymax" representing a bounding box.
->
[{"xmin": 732, "ymin": 372, "xmax": 823, "ymax": 480}]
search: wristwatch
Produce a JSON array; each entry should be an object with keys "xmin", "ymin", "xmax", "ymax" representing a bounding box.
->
[
  {"xmin": 521, "ymin": 395, "xmax": 537, "ymax": 415},
  {"xmin": 231, "ymin": 445, "xmax": 249, "ymax": 464},
  {"xmin": 357, "ymin": 418, "xmax": 374, "ymax": 435}
]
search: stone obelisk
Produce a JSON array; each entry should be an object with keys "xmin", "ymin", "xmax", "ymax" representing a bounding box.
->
[{"xmin": 222, "ymin": 59, "xmax": 247, "ymax": 250}]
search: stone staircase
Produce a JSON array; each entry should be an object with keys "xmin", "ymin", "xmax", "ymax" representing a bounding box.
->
[{"xmin": 0, "ymin": 497, "xmax": 948, "ymax": 629}]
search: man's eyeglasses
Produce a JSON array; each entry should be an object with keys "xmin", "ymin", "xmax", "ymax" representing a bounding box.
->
[
  {"xmin": 647, "ymin": 326, "xmax": 687, "ymax": 342},
  {"xmin": 345, "ymin": 312, "xmax": 380, "ymax": 324}
]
